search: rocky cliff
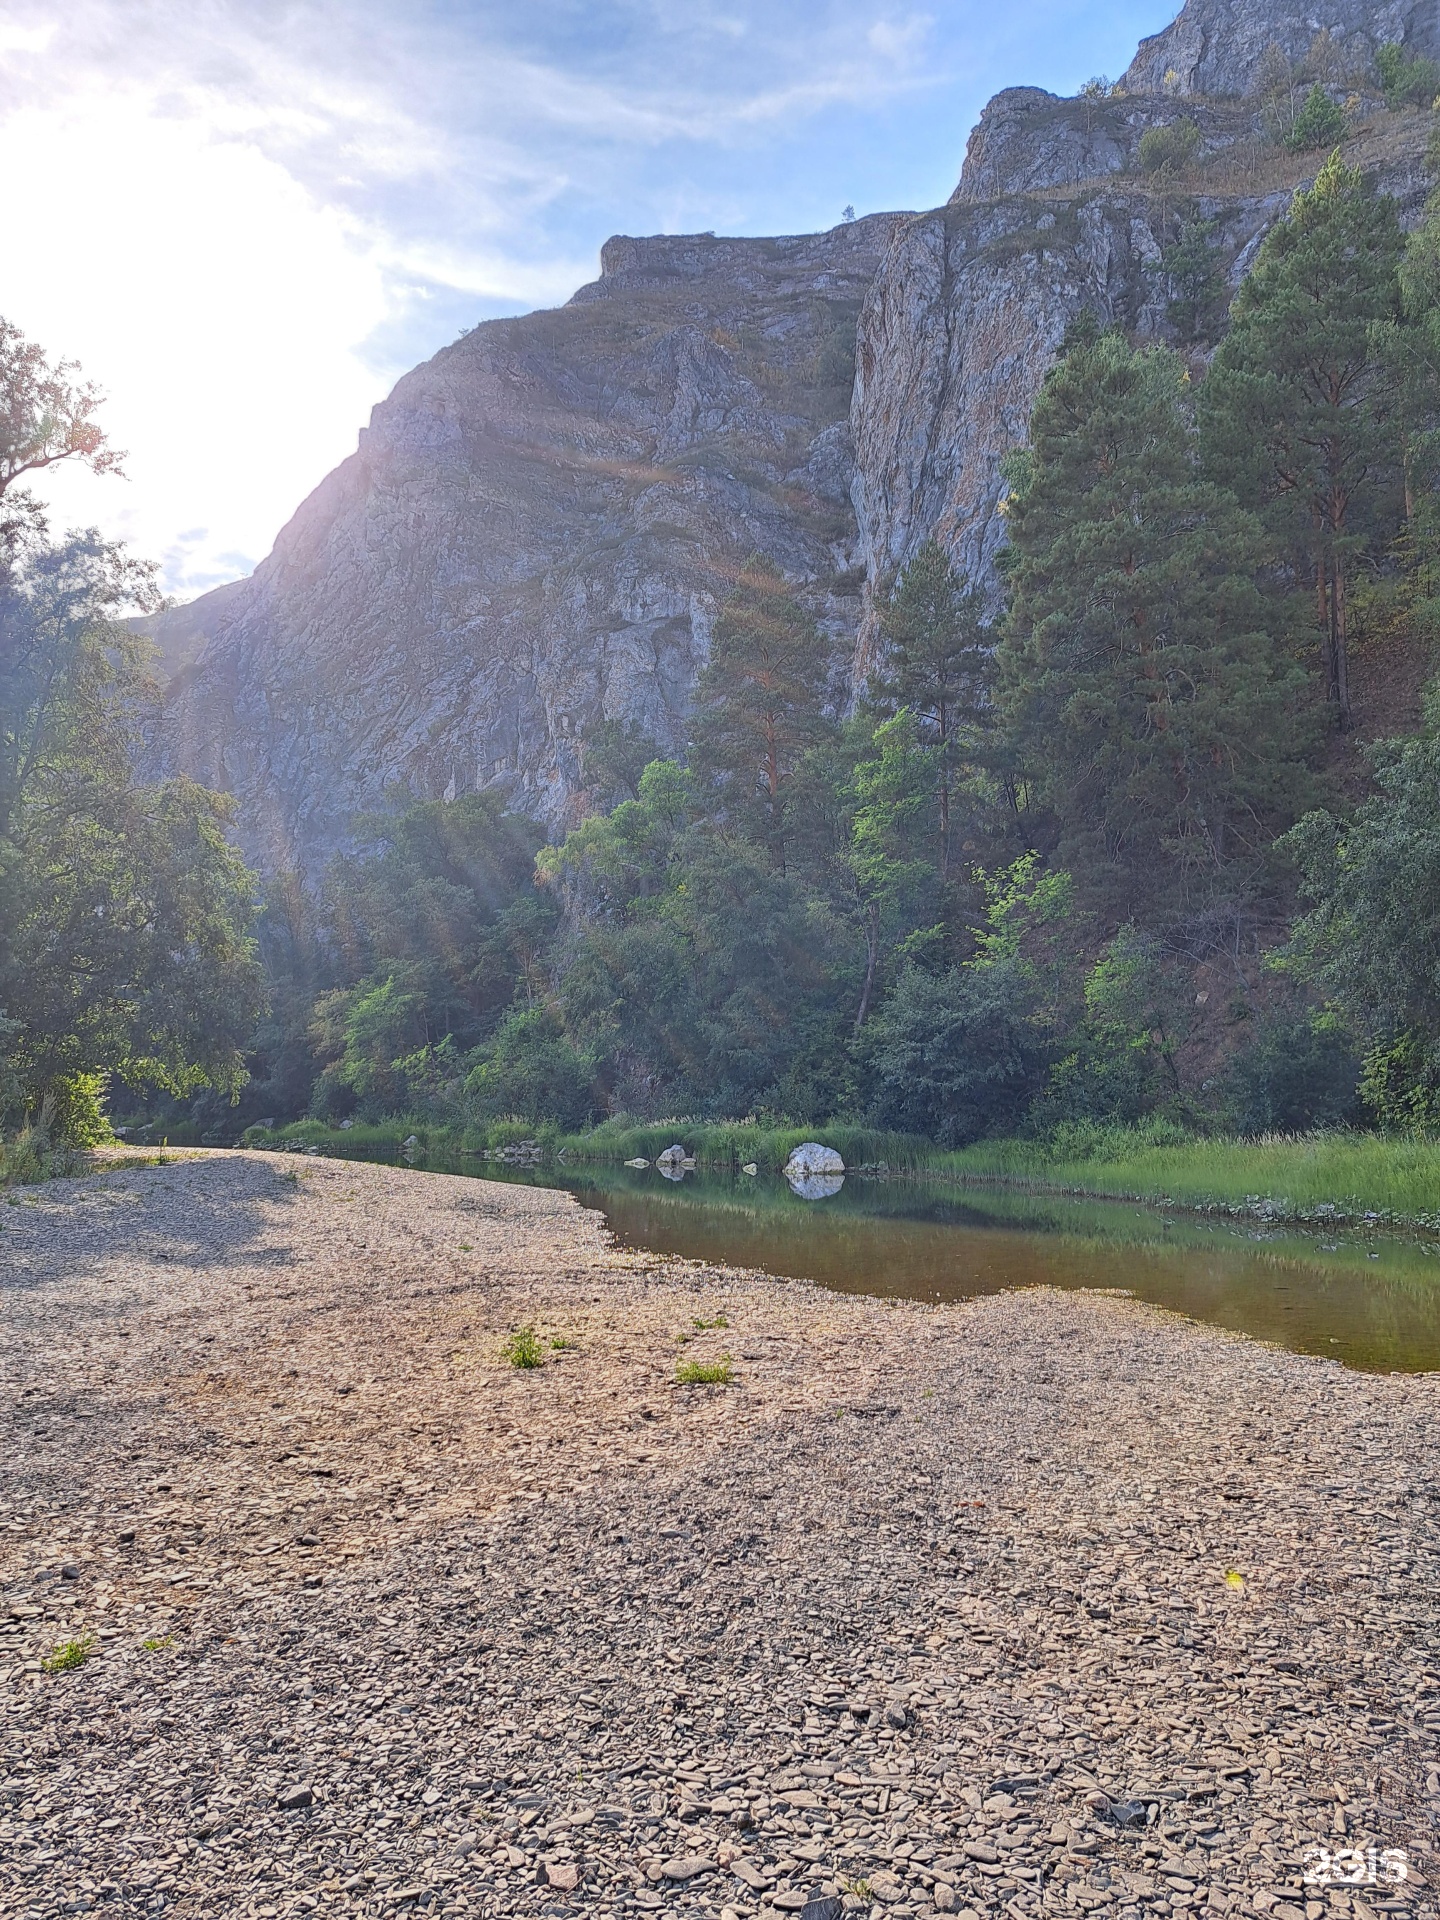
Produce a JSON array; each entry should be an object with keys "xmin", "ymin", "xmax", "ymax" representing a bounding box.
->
[{"xmin": 150, "ymin": 0, "xmax": 1440, "ymax": 873}]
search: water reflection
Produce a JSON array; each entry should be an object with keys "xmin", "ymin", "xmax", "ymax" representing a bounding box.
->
[{"xmin": 341, "ymin": 1148, "xmax": 1440, "ymax": 1374}]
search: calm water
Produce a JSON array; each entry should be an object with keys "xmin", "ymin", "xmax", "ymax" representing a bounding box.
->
[{"xmin": 345, "ymin": 1150, "xmax": 1440, "ymax": 1373}]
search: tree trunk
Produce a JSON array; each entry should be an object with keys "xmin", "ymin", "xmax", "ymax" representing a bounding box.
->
[{"xmin": 854, "ymin": 903, "xmax": 880, "ymax": 1034}]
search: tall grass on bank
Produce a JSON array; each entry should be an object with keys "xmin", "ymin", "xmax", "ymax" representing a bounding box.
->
[
  {"xmin": 241, "ymin": 1114, "xmax": 1440, "ymax": 1231},
  {"xmin": 945, "ymin": 1124, "xmax": 1440, "ymax": 1228},
  {"xmin": 0, "ymin": 1126, "xmax": 83, "ymax": 1188}
]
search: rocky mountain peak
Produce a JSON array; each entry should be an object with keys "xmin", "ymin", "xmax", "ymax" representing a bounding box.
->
[{"xmin": 1121, "ymin": 0, "xmax": 1438, "ymax": 99}]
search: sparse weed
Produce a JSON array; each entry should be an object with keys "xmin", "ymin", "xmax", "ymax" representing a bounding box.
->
[
  {"xmin": 141, "ymin": 1634, "xmax": 175, "ymax": 1652},
  {"xmin": 676, "ymin": 1355, "xmax": 734, "ymax": 1386},
  {"xmin": 692, "ymin": 1313, "xmax": 729, "ymax": 1330},
  {"xmin": 41, "ymin": 1634, "xmax": 96, "ymax": 1674},
  {"xmin": 501, "ymin": 1325, "xmax": 545, "ymax": 1369},
  {"xmin": 549, "ymin": 1335, "xmax": 577, "ymax": 1350}
]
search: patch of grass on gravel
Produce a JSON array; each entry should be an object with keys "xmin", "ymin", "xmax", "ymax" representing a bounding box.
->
[
  {"xmin": 501, "ymin": 1325, "xmax": 545, "ymax": 1369},
  {"xmin": 676, "ymin": 1355, "xmax": 734, "ymax": 1385},
  {"xmin": 141, "ymin": 1635, "xmax": 175, "ymax": 1652},
  {"xmin": 692, "ymin": 1313, "xmax": 729, "ymax": 1330},
  {"xmin": 41, "ymin": 1634, "xmax": 95, "ymax": 1674}
]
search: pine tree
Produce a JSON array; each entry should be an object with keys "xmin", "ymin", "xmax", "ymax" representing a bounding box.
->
[
  {"xmin": 689, "ymin": 554, "xmax": 829, "ymax": 871},
  {"xmin": 874, "ymin": 538, "xmax": 990, "ymax": 877},
  {"xmin": 1200, "ymin": 155, "xmax": 1403, "ymax": 726},
  {"xmin": 999, "ymin": 332, "xmax": 1312, "ymax": 923}
]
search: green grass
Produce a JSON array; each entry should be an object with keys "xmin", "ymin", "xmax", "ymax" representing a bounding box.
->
[
  {"xmin": 41, "ymin": 1634, "xmax": 96, "ymax": 1674},
  {"xmin": 500, "ymin": 1325, "xmax": 545, "ymax": 1369},
  {"xmin": 676, "ymin": 1355, "xmax": 734, "ymax": 1386},
  {"xmin": 942, "ymin": 1125, "xmax": 1440, "ymax": 1229},
  {"xmin": 141, "ymin": 1634, "xmax": 175, "ymax": 1652},
  {"xmin": 245, "ymin": 1108, "xmax": 1440, "ymax": 1232},
  {"xmin": 692, "ymin": 1313, "xmax": 729, "ymax": 1330}
]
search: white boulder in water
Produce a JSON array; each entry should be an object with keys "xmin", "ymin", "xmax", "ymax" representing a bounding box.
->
[
  {"xmin": 783, "ymin": 1141, "xmax": 845, "ymax": 1199},
  {"xmin": 624, "ymin": 1157, "xmax": 650, "ymax": 1168},
  {"xmin": 655, "ymin": 1143, "xmax": 689, "ymax": 1167},
  {"xmin": 784, "ymin": 1142, "xmax": 844, "ymax": 1178}
]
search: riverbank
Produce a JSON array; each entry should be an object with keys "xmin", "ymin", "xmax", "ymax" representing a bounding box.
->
[
  {"xmin": 243, "ymin": 1117, "xmax": 1440, "ymax": 1233},
  {"xmin": 2, "ymin": 1150, "xmax": 1437, "ymax": 1920}
]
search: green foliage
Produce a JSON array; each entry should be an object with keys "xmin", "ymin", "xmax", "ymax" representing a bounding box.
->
[
  {"xmin": 1225, "ymin": 1015, "xmax": 1361, "ymax": 1135},
  {"xmin": 1202, "ymin": 157, "xmax": 1402, "ymax": 724},
  {"xmin": 675, "ymin": 1355, "xmax": 733, "ymax": 1385},
  {"xmin": 501, "ymin": 1325, "xmax": 545, "ymax": 1369},
  {"xmin": 0, "ymin": 513, "xmax": 265, "ymax": 1138},
  {"xmin": 690, "ymin": 553, "xmax": 832, "ymax": 869},
  {"xmin": 462, "ymin": 1006, "xmax": 598, "ymax": 1130},
  {"xmin": 1281, "ymin": 690, "xmax": 1440, "ymax": 1114},
  {"xmin": 41, "ymin": 1634, "xmax": 95, "ymax": 1674},
  {"xmin": 873, "ymin": 539, "xmax": 991, "ymax": 878},
  {"xmin": 1001, "ymin": 331, "xmax": 1311, "ymax": 921},
  {"xmin": 1163, "ymin": 216, "xmax": 1225, "ymax": 344},
  {"xmin": 1284, "ymin": 87, "xmax": 1346, "ymax": 151},
  {"xmin": 1375, "ymin": 43, "xmax": 1440, "ymax": 110},
  {"xmin": 579, "ymin": 715, "xmax": 662, "ymax": 808},
  {"xmin": 1358, "ymin": 1032, "xmax": 1440, "ymax": 1130},
  {"xmin": 1137, "ymin": 119, "xmax": 1200, "ymax": 175},
  {"xmin": 1037, "ymin": 928, "xmax": 1190, "ymax": 1128}
]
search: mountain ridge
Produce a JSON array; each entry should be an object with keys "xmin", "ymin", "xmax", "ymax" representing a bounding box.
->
[{"xmin": 144, "ymin": 0, "xmax": 1439, "ymax": 873}]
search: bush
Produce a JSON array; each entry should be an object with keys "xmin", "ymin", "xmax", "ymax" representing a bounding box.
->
[
  {"xmin": 1226, "ymin": 1017, "xmax": 1362, "ymax": 1136},
  {"xmin": 1376, "ymin": 43, "xmax": 1440, "ymax": 109},
  {"xmin": 866, "ymin": 957, "xmax": 1052, "ymax": 1147},
  {"xmin": 462, "ymin": 1007, "xmax": 598, "ymax": 1130},
  {"xmin": 1358, "ymin": 1031, "xmax": 1440, "ymax": 1130},
  {"xmin": 1285, "ymin": 85, "xmax": 1347, "ymax": 150},
  {"xmin": 1137, "ymin": 119, "xmax": 1201, "ymax": 175}
]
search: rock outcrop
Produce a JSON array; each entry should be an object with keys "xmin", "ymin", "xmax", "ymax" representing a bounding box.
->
[
  {"xmin": 154, "ymin": 220, "xmax": 899, "ymax": 871},
  {"xmin": 147, "ymin": 0, "xmax": 1440, "ymax": 873},
  {"xmin": 1122, "ymin": 0, "xmax": 1438, "ymax": 99}
]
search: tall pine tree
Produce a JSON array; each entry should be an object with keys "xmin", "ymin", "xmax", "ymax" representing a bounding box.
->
[
  {"xmin": 1200, "ymin": 155, "xmax": 1403, "ymax": 726},
  {"xmin": 1000, "ymin": 332, "xmax": 1312, "ymax": 924},
  {"xmin": 874, "ymin": 539, "xmax": 989, "ymax": 877},
  {"xmin": 690, "ymin": 554, "xmax": 829, "ymax": 871}
]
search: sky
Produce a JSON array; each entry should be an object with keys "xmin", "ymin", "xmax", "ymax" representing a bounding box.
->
[{"xmin": 0, "ymin": 0, "xmax": 1175, "ymax": 601}]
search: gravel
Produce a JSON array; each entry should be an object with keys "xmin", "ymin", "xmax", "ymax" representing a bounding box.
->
[{"xmin": 1, "ymin": 1150, "xmax": 1438, "ymax": 1920}]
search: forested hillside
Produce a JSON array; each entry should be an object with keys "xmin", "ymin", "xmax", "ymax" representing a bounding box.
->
[{"xmin": 6, "ymin": 40, "xmax": 1440, "ymax": 1159}]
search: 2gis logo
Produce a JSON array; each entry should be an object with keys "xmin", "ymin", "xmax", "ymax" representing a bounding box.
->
[{"xmin": 1304, "ymin": 1846, "xmax": 1409, "ymax": 1887}]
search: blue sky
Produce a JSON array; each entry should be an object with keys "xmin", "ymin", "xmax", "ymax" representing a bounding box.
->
[{"xmin": 0, "ymin": 0, "xmax": 1176, "ymax": 595}]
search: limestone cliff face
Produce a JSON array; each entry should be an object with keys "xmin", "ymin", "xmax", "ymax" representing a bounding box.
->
[
  {"xmin": 847, "ymin": 33, "xmax": 1436, "ymax": 666},
  {"xmin": 156, "ymin": 220, "xmax": 897, "ymax": 870},
  {"xmin": 1122, "ymin": 0, "xmax": 1438, "ymax": 98},
  {"xmin": 153, "ymin": 0, "xmax": 1440, "ymax": 871}
]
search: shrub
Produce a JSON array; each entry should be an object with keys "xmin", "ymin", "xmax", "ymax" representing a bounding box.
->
[
  {"xmin": 1285, "ymin": 86, "xmax": 1346, "ymax": 150},
  {"xmin": 1226, "ymin": 1017, "xmax": 1362, "ymax": 1136},
  {"xmin": 500, "ymin": 1325, "xmax": 545, "ymax": 1369},
  {"xmin": 866, "ymin": 957, "xmax": 1052, "ymax": 1147},
  {"xmin": 1376, "ymin": 43, "xmax": 1440, "ymax": 109},
  {"xmin": 1137, "ymin": 119, "xmax": 1201, "ymax": 175},
  {"xmin": 41, "ymin": 1635, "xmax": 95, "ymax": 1674},
  {"xmin": 676, "ymin": 1356, "xmax": 734, "ymax": 1385}
]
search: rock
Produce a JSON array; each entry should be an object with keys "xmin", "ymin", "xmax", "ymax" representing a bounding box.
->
[
  {"xmin": 661, "ymin": 1854, "xmax": 712, "ymax": 1881},
  {"xmin": 1123, "ymin": 0, "xmax": 1435, "ymax": 97},
  {"xmin": 276, "ymin": 1784, "xmax": 314, "ymax": 1810},
  {"xmin": 655, "ymin": 1145, "xmax": 689, "ymax": 1168},
  {"xmin": 740, "ymin": 1162, "xmax": 758, "ymax": 1175},
  {"xmin": 401, "ymin": 1135, "xmax": 419, "ymax": 1149},
  {"xmin": 933, "ymin": 1887, "xmax": 958, "ymax": 1913},
  {"xmin": 783, "ymin": 1143, "xmax": 845, "ymax": 1178},
  {"xmin": 883, "ymin": 1698, "xmax": 909, "ymax": 1728},
  {"xmin": 625, "ymin": 1158, "xmax": 650, "ymax": 1168},
  {"xmin": 543, "ymin": 1861, "xmax": 580, "ymax": 1890},
  {"xmin": 148, "ymin": 221, "xmax": 900, "ymax": 871}
]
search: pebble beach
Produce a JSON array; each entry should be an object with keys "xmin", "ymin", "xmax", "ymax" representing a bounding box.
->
[{"xmin": 1, "ymin": 1151, "xmax": 1437, "ymax": 1920}]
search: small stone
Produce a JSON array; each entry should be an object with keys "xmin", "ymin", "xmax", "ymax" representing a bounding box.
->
[
  {"xmin": 296, "ymin": 1532, "xmax": 319, "ymax": 1546},
  {"xmin": 276, "ymin": 1784, "xmax": 314, "ymax": 1810},
  {"xmin": 543, "ymin": 1862, "xmax": 579, "ymax": 1891},
  {"xmin": 933, "ymin": 1887, "xmax": 958, "ymax": 1914},
  {"xmin": 60, "ymin": 1563, "xmax": 80, "ymax": 1580},
  {"xmin": 884, "ymin": 1700, "xmax": 909, "ymax": 1729},
  {"xmin": 661, "ymin": 1854, "xmax": 711, "ymax": 1881}
]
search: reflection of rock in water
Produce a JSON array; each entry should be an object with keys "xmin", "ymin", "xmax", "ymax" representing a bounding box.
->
[
  {"xmin": 659, "ymin": 1163, "xmax": 688, "ymax": 1182},
  {"xmin": 787, "ymin": 1171, "xmax": 845, "ymax": 1200}
]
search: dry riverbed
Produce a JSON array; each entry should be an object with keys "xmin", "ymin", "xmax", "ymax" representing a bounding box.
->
[{"xmin": 1, "ymin": 1151, "xmax": 1438, "ymax": 1920}]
